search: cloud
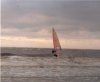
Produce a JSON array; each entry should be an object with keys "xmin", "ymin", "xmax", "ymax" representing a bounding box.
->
[
  {"xmin": 1, "ymin": 36, "xmax": 100, "ymax": 49},
  {"xmin": 1, "ymin": 36, "xmax": 52, "ymax": 48},
  {"xmin": 1, "ymin": 0, "xmax": 100, "ymax": 48}
]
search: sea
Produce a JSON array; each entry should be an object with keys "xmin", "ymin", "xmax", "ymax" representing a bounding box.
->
[
  {"xmin": 1, "ymin": 47, "xmax": 100, "ymax": 82},
  {"xmin": 1, "ymin": 47, "xmax": 100, "ymax": 57}
]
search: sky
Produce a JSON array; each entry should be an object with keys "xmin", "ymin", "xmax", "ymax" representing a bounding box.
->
[{"xmin": 1, "ymin": 0, "xmax": 100, "ymax": 49}]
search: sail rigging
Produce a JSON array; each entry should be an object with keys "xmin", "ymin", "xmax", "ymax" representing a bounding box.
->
[{"xmin": 52, "ymin": 28, "xmax": 61, "ymax": 57}]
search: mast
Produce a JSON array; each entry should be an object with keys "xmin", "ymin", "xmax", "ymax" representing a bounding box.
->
[{"xmin": 52, "ymin": 28, "xmax": 61, "ymax": 57}]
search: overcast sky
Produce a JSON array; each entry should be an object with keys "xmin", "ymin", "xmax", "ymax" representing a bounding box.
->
[{"xmin": 1, "ymin": 0, "xmax": 100, "ymax": 49}]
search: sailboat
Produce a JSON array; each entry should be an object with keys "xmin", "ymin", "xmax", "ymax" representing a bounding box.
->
[{"xmin": 52, "ymin": 28, "xmax": 62, "ymax": 57}]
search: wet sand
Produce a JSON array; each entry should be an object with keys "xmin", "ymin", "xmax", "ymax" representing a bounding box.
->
[{"xmin": 1, "ymin": 56, "xmax": 100, "ymax": 82}]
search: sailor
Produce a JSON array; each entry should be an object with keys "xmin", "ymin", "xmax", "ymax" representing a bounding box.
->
[{"xmin": 52, "ymin": 49, "xmax": 58, "ymax": 57}]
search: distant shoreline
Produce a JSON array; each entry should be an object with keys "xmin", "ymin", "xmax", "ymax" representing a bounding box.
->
[
  {"xmin": 1, "ymin": 53, "xmax": 100, "ymax": 58},
  {"xmin": 1, "ymin": 47, "xmax": 100, "ymax": 58},
  {"xmin": 1, "ymin": 53, "xmax": 53, "ymax": 57},
  {"xmin": 1, "ymin": 47, "xmax": 100, "ymax": 50}
]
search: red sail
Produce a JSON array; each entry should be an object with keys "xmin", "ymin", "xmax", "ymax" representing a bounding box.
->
[{"xmin": 52, "ymin": 28, "xmax": 61, "ymax": 51}]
